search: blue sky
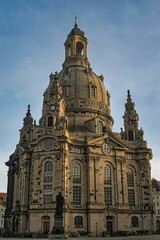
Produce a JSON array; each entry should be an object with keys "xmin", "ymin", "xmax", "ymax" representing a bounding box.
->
[{"xmin": 0, "ymin": 0, "xmax": 160, "ymax": 191}]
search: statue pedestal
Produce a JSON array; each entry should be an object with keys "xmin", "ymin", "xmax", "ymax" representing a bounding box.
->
[{"xmin": 48, "ymin": 215, "xmax": 68, "ymax": 239}]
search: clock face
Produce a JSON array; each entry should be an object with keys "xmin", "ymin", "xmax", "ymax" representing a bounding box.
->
[
  {"xmin": 128, "ymin": 119, "xmax": 133, "ymax": 126},
  {"xmin": 50, "ymin": 104, "xmax": 56, "ymax": 111}
]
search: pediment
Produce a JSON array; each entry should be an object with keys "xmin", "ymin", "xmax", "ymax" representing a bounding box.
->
[
  {"xmin": 13, "ymin": 143, "xmax": 30, "ymax": 156},
  {"xmin": 87, "ymin": 133, "xmax": 127, "ymax": 150},
  {"xmin": 31, "ymin": 135, "xmax": 60, "ymax": 151}
]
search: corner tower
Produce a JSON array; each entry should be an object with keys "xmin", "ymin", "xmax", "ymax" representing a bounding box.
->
[{"xmin": 121, "ymin": 90, "xmax": 144, "ymax": 142}]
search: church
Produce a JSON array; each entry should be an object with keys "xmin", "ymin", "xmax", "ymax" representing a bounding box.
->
[{"xmin": 4, "ymin": 20, "xmax": 153, "ymax": 237}]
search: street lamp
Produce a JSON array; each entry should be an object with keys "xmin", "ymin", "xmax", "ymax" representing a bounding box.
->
[{"xmin": 96, "ymin": 222, "xmax": 98, "ymax": 237}]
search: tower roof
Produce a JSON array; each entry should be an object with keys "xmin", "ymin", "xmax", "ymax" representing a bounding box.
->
[
  {"xmin": 23, "ymin": 105, "xmax": 33, "ymax": 125},
  {"xmin": 68, "ymin": 17, "xmax": 85, "ymax": 37},
  {"xmin": 125, "ymin": 90, "xmax": 136, "ymax": 113}
]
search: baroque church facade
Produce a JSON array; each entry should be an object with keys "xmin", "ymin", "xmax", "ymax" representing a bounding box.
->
[{"xmin": 4, "ymin": 21, "xmax": 153, "ymax": 236}]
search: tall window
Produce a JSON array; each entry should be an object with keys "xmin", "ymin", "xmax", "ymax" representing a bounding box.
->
[
  {"xmin": 48, "ymin": 116, "xmax": 53, "ymax": 127},
  {"xmin": 44, "ymin": 161, "xmax": 53, "ymax": 182},
  {"xmin": 97, "ymin": 121, "xmax": 103, "ymax": 133},
  {"xmin": 131, "ymin": 216, "xmax": 139, "ymax": 227},
  {"xmin": 104, "ymin": 187, "xmax": 112, "ymax": 206},
  {"xmin": 66, "ymin": 44, "xmax": 71, "ymax": 57},
  {"xmin": 62, "ymin": 86, "xmax": 68, "ymax": 97},
  {"xmin": 104, "ymin": 165, "xmax": 111, "ymax": 184},
  {"xmin": 73, "ymin": 186, "xmax": 81, "ymax": 205},
  {"xmin": 90, "ymin": 85, "xmax": 96, "ymax": 98},
  {"xmin": 44, "ymin": 185, "xmax": 52, "ymax": 204},
  {"xmin": 127, "ymin": 167, "xmax": 135, "ymax": 206},
  {"xmin": 76, "ymin": 42, "xmax": 84, "ymax": 55},
  {"xmin": 73, "ymin": 163, "xmax": 81, "ymax": 183},
  {"xmin": 44, "ymin": 161, "xmax": 53, "ymax": 204},
  {"xmin": 104, "ymin": 164, "xmax": 112, "ymax": 206},
  {"xmin": 72, "ymin": 162, "xmax": 81, "ymax": 205},
  {"xmin": 128, "ymin": 189, "xmax": 135, "ymax": 206},
  {"xmin": 74, "ymin": 216, "xmax": 83, "ymax": 228},
  {"xmin": 128, "ymin": 130, "xmax": 134, "ymax": 140},
  {"xmin": 127, "ymin": 169, "xmax": 134, "ymax": 187}
]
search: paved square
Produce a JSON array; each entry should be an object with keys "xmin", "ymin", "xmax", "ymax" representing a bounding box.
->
[{"xmin": 1, "ymin": 235, "xmax": 160, "ymax": 240}]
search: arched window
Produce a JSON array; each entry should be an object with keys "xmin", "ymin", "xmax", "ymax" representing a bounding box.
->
[
  {"xmin": 44, "ymin": 161, "xmax": 53, "ymax": 182},
  {"xmin": 104, "ymin": 165, "xmax": 111, "ymax": 184},
  {"xmin": 127, "ymin": 168, "xmax": 134, "ymax": 187},
  {"xmin": 48, "ymin": 116, "xmax": 53, "ymax": 127},
  {"xmin": 44, "ymin": 160, "xmax": 53, "ymax": 204},
  {"xmin": 73, "ymin": 163, "xmax": 81, "ymax": 205},
  {"xmin": 97, "ymin": 121, "xmax": 103, "ymax": 133},
  {"xmin": 90, "ymin": 85, "xmax": 96, "ymax": 98},
  {"xmin": 73, "ymin": 163, "xmax": 81, "ymax": 183},
  {"xmin": 127, "ymin": 167, "xmax": 135, "ymax": 206},
  {"xmin": 66, "ymin": 44, "xmax": 71, "ymax": 57},
  {"xmin": 62, "ymin": 86, "xmax": 68, "ymax": 97},
  {"xmin": 131, "ymin": 216, "xmax": 139, "ymax": 227},
  {"xmin": 76, "ymin": 42, "xmax": 84, "ymax": 55},
  {"xmin": 128, "ymin": 130, "xmax": 134, "ymax": 140},
  {"xmin": 104, "ymin": 164, "xmax": 112, "ymax": 206},
  {"xmin": 74, "ymin": 216, "xmax": 83, "ymax": 228}
]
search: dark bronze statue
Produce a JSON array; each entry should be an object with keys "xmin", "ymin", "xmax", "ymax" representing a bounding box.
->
[{"xmin": 55, "ymin": 192, "xmax": 64, "ymax": 215}]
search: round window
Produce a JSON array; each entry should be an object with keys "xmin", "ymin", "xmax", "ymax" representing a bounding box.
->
[
  {"xmin": 102, "ymin": 143, "xmax": 111, "ymax": 155},
  {"xmin": 43, "ymin": 139, "xmax": 53, "ymax": 151}
]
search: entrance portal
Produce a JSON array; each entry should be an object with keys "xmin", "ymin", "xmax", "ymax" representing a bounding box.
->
[
  {"xmin": 106, "ymin": 216, "xmax": 114, "ymax": 235},
  {"xmin": 42, "ymin": 216, "xmax": 50, "ymax": 234}
]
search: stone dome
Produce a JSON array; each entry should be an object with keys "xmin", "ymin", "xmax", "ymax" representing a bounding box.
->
[
  {"xmin": 58, "ymin": 22, "xmax": 113, "ymax": 132},
  {"xmin": 42, "ymin": 21, "xmax": 114, "ymax": 133},
  {"xmin": 58, "ymin": 66, "xmax": 111, "ymax": 116}
]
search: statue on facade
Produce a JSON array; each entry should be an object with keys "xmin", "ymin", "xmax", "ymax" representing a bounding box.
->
[{"xmin": 55, "ymin": 192, "xmax": 64, "ymax": 216}]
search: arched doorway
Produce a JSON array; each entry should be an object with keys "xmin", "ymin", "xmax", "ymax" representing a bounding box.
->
[
  {"xmin": 42, "ymin": 216, "xmax": 50, "ymax": 234},
  {"xmin": 106, "ymin": 216, "xmax": 114, "ymax": 235}
]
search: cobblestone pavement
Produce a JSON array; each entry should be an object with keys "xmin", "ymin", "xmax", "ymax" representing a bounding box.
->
[{"xmin": 0, "ymin": 235, "xmax": 160, "ymax": 240}]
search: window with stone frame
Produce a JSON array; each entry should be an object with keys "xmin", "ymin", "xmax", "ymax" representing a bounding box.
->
[
  {"xmin": 104, "ymin": 187, "xmax": 112, "ymax": 206},
  {"xmin": 74, "ymin": 216, "xmax": 83, "ymax": 228},
  {"xmin": 73, "ymin": 186, "xmax": 81, "ymax": 205},
  {"xmin": 131, "ymin": 216, "xmax": 139, "ymax": 227},
  {"xmin": 62, "ymin": 86, "xmax": 68, "ymax": 97},
  {"xmin": 44, "ymin": 161, "xmax": 53, "ymax": 182},
  {"xmin": 128, "ymin": 189, "xmax": 135, "ymax": 206},
  {"xmin": 48, "ymin": 116, "xmax": 53, "ymax": 126},
  {"xmin": 71, "ymin": 147, "xmax": 81, "ymax": 154},
  {"xmin": 128, "ymin": 130, "xmax": 134, "ymax": 140},
  {"xmin": 127, "ymin": 168, "xmax": 134, "ymax": 187},
  {"xmin": 104, "ymin": 165, "xmax": 111, "ymax": 185},
  {"xmin": 102, "ymin": 143, "xmax": 111, "ymax": 155},
  {"xmin": 73, "ymin": 163, "xmax": 81, "ymax": 183},
  {"xmin": 127, "ymin": 167, "xmax": 135, "ymax": 206},
  {"xmin": 104, "ymin": 164, "xmax": 112, "ymax": 206},
  {"xmin": 89, "ymin": 85, "xmax": 96, "ymax": 98},
  {"xmin": 97, "ymin": 121, "xmax": 103, "ymax": 133},
  {"xmin": 76, "ymin": 42, "xmax": 84, "ymax": 55},
  {"xmin": 44, "ymin": 184, "xmax": 52, "ymax": 204},
  {"xmin": 66, "ymin": 44, "xmax": 71, "ymax": 57},
  {"xmin": 126, "ymin": 154, "xmax": 132, "ymax": 160}
]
